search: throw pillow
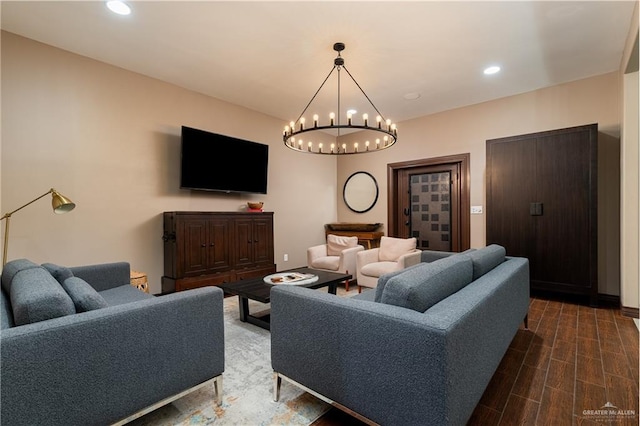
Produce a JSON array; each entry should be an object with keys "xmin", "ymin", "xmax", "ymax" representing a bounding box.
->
[
  {"xmin": 468, "ymin": 245, "xmax": 506, "ymax": 280},
  {"xmin": 1, "ymin": 258, "xmax": 40, "ymax": 294},
  {"xmin": 61, "ymin": 277, "xmax": 109, "ymax": 312},
  {"xmin": 42, "ymin": 263, "xmax": 74, "ymax": 283},
  {"xmin": 10, "ymin": 267, "xmax": 76, "ymax": 326},
  {"xmin": 380, "ymin": 255, "xmax": 473, "ymax": 312},
  {"xmin": 326, "ymin": 234, "xmax": 358, "ymax": 256},
  {"xmin": 378, "ymin": 236, "xmax": 417, "ymax": 262}
]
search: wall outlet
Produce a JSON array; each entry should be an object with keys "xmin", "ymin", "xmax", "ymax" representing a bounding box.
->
[
  {"xmin": 283, "ymin": 254, "xmax": 288, "ymax": 261},
  {"xmin": 471, "ymin": 205, "xmax": 484, "ymax": 214}
]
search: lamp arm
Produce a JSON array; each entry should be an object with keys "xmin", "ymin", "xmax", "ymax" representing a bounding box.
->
[
  {"xmin": 0, "ymin": 188, "xmax": 55, "ymax": 266},
  {"xmin": 0, "ymin": 189, "xmax": 55, "ymax": 221}
]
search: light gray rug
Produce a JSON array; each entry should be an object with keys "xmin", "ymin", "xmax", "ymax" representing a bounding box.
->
[{"xmin": 129, "ymin": 288, "xmax": 356, "ymax": 425}]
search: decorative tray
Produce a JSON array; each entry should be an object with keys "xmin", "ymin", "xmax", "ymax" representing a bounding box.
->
[
  {"xmin": 264, "ymin": 272, "xmax": 318, "ymax": 285},
  {"xmin": 325, "ymin": 223, "xmax": 382, "ymax": 232}
]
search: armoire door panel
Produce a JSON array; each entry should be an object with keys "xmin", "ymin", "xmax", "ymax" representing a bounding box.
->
[
  {"xmin": 486, "ymin": 138, "xmax": 537, "ymax": 259},
  {"xmin": 534, "ymin": 131, "xmax": 595, "ymax": 289}
]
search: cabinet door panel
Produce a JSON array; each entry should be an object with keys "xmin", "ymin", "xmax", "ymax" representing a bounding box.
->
[
  {"xmin": 182, "ymin": 218, "xmax": 208, "ymax": 276},
  {"xmin": 252, "ymin": 217, "xmax": 274, "ymax": 264},
  {"xmin": 234, "ymin": 218, "xmax": 254, "ymax": 267},
  {"xmin": 208, "ymin": 218, "xmax": 232, "ymax": 272}
]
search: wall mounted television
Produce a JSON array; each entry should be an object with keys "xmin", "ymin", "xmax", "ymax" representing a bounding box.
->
[{"xmin": 180, "ymin": 126, "xmax": 269, "ymax": 194}]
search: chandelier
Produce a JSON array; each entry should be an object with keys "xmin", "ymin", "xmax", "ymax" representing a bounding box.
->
[{"xmin": 283, "ymin": 42, "xmax": 397, "ymax": 155}]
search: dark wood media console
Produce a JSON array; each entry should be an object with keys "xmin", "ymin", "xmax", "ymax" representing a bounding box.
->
[{"xmin": 162, "ymin": 211, "xmax": 276, "ymax": 292}]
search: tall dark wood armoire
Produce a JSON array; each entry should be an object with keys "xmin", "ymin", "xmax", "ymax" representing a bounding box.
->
[{"xmin": 486, "ymin": 124, "xmax": 598, "ymax": 305}]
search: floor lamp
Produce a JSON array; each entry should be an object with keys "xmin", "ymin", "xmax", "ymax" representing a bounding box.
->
[{"xmin": 1, "ymin": 188, "xmax": 76, "ymax": 266}]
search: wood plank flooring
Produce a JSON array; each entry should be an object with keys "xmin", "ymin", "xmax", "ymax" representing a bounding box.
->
[{"xmin": 311, "ymin": 296, "xmax": 639, "ymax": 426}]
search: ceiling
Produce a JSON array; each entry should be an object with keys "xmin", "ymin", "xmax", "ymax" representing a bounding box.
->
[{"xmin": 1, "ymin": 1, "xmax": 636, "ymax": 125}]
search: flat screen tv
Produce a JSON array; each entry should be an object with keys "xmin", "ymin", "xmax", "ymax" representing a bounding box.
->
[{"xmin": 180, "ymin": 126, "xmax": 269, "ymax": 194}]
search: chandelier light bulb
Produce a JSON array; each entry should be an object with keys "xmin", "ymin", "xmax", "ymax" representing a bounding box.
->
[{"xmin": 313, "ymin": 114, "xmax": 319, "ymax": 127}]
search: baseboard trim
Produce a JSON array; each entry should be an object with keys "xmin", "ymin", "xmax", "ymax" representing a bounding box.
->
[
  {"xmin": 598, "ymin": 293, "xmax": 620, "ymax": 307},
  {"xmin": 620, "ymin": 305, "xmax": 640, "ymax": 319}
]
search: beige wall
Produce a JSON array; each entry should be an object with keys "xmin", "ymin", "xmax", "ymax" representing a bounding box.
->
[
  {"xmin": 337, "ymin": 72, "xmax": 621, "ymax": 295},
  {"xmin": 1, "ymin": 32, "xmax": 338, "ymax": 293}
]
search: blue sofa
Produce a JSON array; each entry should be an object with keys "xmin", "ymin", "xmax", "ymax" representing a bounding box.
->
[
  {"xmin": 271, "ymin": 245, "xmax": 529, "ymax": 425},
  {"xmin": 0, "ymin": 259, "xmax": 224, "ymax": 426}
]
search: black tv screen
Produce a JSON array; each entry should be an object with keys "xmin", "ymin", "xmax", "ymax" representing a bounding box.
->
[{"xmin": 180, "ymin": 126, "xmax": 269, "ymax": 194}]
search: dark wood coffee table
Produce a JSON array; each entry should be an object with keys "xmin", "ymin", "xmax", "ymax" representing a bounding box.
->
[{"xmin": 219, "ymin": 267, "xmax": 351, "ymax": 330}]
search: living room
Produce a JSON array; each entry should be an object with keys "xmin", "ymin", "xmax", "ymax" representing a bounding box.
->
[{"xmin": 1, "ymin": 1, "xmax": 639, "ymax": 425}]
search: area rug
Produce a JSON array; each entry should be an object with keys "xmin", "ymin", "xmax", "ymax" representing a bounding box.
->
[{"xmin": 129, "ymin": 287, "xmax": 356, "ymax": 425}]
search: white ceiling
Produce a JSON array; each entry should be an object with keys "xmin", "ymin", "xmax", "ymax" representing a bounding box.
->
[{"xmin": 1, "ymin": 1, "xmax": 636, "ymax": 125}]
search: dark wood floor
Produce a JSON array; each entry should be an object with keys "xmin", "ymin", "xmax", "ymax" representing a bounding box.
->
[{"xmin": 312, "ymin": 296, "xmax": 639, "ymax": 426}]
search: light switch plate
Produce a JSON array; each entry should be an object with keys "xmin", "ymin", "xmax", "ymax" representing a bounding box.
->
[{"xmin": 471, "ymin": 205, "xmax": 483, "ymax": 214}]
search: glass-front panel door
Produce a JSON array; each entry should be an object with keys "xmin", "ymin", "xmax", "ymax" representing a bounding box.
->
[{"xmin": 410, "ymin": 171, "xmax": 452, "ymax": 251}]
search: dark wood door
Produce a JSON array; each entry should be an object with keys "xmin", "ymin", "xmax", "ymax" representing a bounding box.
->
[
  {"xmin": 397, "ymin": 164, "xmax": 461, "ymax": 251},
  {"xmin": 486, "ymin": 124, "xmax": 597, "ymax": 304},
  {"xmin": 388, "ymin": 154, "xmax": 470, "ymax": 252}
]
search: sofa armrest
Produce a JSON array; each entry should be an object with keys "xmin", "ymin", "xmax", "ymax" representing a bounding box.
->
[
  {"xmin": 271, "ymin": 286, "xmax": 449, "ymax": 425},
  {"xmin": 1, "ymin": 286, "xmax": 224, "ymax": 426},
  {"xmin": 69, "ymin": 261, "xmax": 131, "ymax": 292}
]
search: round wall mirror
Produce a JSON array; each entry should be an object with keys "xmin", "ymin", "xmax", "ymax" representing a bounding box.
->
[{"xmin": 343, "ymin": 171, "xmax": 379, "ymax": 213}]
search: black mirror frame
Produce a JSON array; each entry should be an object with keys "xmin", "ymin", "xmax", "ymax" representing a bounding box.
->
[{"xmin": 343, "ymin": 171, "xmax": 379, "ymax": 213}]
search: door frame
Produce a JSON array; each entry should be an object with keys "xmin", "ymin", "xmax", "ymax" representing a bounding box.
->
[{"xmin": 387, "ymin": 153, "xmax": 471, "ymax": 251}]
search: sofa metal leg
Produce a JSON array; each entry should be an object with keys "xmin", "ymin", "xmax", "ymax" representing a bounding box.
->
[
  {"xmin": 214, "ymin": 375, "xmax": 223, "ymax": 405},
  {"xmin": 273, "ymin": 373, "xmax": 282, "ymax": 402},
  {"xmin": 524, "ymin": 314, "xmax": 529, "ymax": 330}
]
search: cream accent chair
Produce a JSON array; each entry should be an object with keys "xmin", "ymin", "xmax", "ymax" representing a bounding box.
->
[
  {"xmin": 356, "ymin": 236, "xmax": 421, "ymax": 291},
  {"xmin": 307, "ymin": 235, "xmax": 364, "ymax": 291}
]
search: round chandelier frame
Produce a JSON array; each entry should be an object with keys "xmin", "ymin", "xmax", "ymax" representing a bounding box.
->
[{"xmin": 283, "ymin": 42, "xmax": 397, "ymax": 155}]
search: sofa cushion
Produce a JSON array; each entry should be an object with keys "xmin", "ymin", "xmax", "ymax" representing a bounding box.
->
[
  {"xmin": 1, "ymin": 289, "xmax": 15, "ymax": 329},
  {"xmin": 10, "ymin": 267, "xmax": 76, "ymax": 326},
  {"xmin": 326, "ymin": 234, "xmax": 358, "ymax": 256},
  {"xmin": 61, "ymin": 276, "xmax": 109, "ymax": 312},
  {"xmin": 468, "ymin": 245, "xmax": 506, "ymax": 280},
  {"xmin": 380, "ymin": 255, "xmax": 473, "ymax": 312},
  {"xmin": 42, "ymin": 263, "xmax": 74, "ymax": 283},
  {"xmin": 1, "ymin": 258, "xmax": 40, "ymax": 294},
  {"xmin": 310, "ymin": 256, "xmax": 340, "ymax": 271},
  {"xmin": 378, "ymin": 236, "xmax": 417, "ymax": 262}
]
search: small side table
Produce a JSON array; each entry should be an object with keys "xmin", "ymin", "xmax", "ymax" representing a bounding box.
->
[{"xmin": 130, "ymin": 270, "xmax": 149, "ymax": 293}]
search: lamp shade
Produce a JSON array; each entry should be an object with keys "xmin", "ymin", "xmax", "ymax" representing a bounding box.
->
[{"xmin": 51, "ymin": 190, "xmax": 75, "ymax": 214}]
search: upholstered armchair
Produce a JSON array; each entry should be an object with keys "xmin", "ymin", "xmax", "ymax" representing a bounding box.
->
[
  {"xmin": 307, "ymin": 234, "xmax": 364, "ymax": 291},
  {"xmin": 356, "ymin": 236, "xmax": 421, "ymax": 291}
]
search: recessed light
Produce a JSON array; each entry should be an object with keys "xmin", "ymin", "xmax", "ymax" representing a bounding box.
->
[
  {"xmin": 484, "ymin": 66, "xmax": 501, "ymax": 75},
  {"xmin": 346, "ymin": 109, "xmax": 357, "ymax": 115},
  {"xmin": 106, "ymin": 1, "xmax": 131, "ymax": 16},
  {"xmin": 403, "ymin": 92, "xmax": 421, "ymax": 100}
]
